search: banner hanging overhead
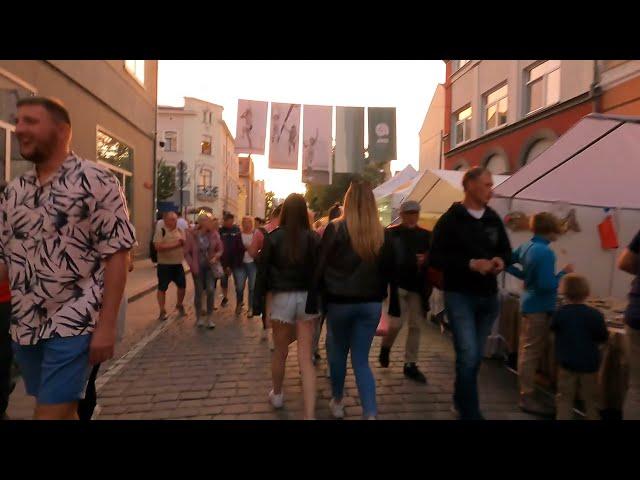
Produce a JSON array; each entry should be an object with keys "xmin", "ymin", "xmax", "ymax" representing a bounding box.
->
[
  {"xmin": 268, "ymin": 103, "xmax": 301, "ymax": 170},
  {"xmin": 235, "ymin": 99, "xmax": 268, "ymax": 155},
  {"xmin": 334, "ymin": 106, "xmax": 365, "ymax": 174},
  {"xmin": 367, "ymin": 107, "xmax": 397, "ymax": 163},
  {"xmin": 301, "ymin": 105, "xmax": 332, "ymax": 185}
]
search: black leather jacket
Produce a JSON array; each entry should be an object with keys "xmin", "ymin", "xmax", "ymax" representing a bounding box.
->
[
  {"xmin": 253, "ymin": 227, "xmax": 320, "ymax": 315},
  {"xmin": 306, "ymin": 221, "xmax": 400, "ymax": 316}
]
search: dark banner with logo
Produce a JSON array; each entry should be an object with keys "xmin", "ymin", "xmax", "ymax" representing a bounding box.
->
[{"xmin": 367, "ymin": 107, "xmax": 397, "ymax": 163}]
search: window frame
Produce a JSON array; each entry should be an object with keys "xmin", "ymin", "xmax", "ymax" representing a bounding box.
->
[
  {"xmin": 525, "ymin": 60, "xmax": 561, "ymax": 116},
  {"xmin": 483, "ymin": 83, "xmax": 509, "ymax": 134},
  {"xmin": 452, "ymin": 105, "xmax": 472, "ymax": 147},
  {"xmin": 164, "ymin": 131, "xmax": 178, "ymax": 152},
  {"xmin": 201, "ymin": 134, "xmax": 212, "ymax": 156},
  {"xmin": 96, "ymin": 126, "xmax": 135, "ymax": 219},
  {"xmin": 198, "ymin": 167, "xmax": 213, "ymax": 188},
  {"xmin": 0, "ymin": 70, "xmax": 37, "ymax": 182},
  {"xmin": 124, "ymin": 60, "xmax": 145, "ymax": 85}
]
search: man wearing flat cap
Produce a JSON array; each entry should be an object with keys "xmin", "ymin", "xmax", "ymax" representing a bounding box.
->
[{"xmin": 380, "ymin": 200, "xmax": 432, "ymax": 383}]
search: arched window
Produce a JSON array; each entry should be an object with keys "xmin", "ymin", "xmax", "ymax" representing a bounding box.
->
[
  {"xmin": 524, "ymin": 138, "xmax": 555, "ymax": 165},
  {"xmin": 484, "ymin": 153, "xmax": 510, "ymax": 174},
  {"xmin": 452, "ymin": 160, "xmax": 470, "ymax": 171}
]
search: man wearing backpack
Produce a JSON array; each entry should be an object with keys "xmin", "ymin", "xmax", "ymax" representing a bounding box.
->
[{"xmin": 153, "ymin": 212, "xmax": 187, "ymax": 321}]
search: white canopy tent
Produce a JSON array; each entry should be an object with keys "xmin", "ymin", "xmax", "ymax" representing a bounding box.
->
[
  {"xmin": 374, "ymin": 165, "xmax": 419, "ymax": 226},
  {"xmin": 399, "ymin": 169, "xmax": 509, "ymax": 230},
  {"xmin": 373, "ymin": 165, "xmax": 418, "ymax": 199},
  {"xmin": 491, "ymin": 113, "xmax": 640, "ymax": 298}
]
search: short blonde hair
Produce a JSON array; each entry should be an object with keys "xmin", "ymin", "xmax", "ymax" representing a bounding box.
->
[
  {"xmin": 560, "ymin": 273, "xmax": 590, "ymax": 302},
  {"xmin": 197, "ymin": 212, "xmax": 213, "ymax": 224},
  {"xmin": 530, "ymin": 212, "xmax": 562, "ymax": 236}
]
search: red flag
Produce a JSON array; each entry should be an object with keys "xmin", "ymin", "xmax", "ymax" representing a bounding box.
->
[{"xmin": 598, "ymin": 214, "xmax": 619, "ymax": 250}]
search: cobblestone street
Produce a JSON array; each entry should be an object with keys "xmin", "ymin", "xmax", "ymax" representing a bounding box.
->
[{"xmin": 83, "ymin": 283, "xmax": 540, "ymax": 421}]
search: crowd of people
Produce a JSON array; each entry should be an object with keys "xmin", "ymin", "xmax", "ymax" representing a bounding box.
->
[{"xmin": 1, "ymin": 95, "xmax": 639, "ymax": 421}]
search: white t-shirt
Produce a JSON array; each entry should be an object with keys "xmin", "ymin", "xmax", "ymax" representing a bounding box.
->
[
  {"xmin": 467, "ymin": 208, "xmax": 486, "ymax": 220},
  {"xmin": 242, "ymin": 232, "xmax": 255, "ymax": 263}
]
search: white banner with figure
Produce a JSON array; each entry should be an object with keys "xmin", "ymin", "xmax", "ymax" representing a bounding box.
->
[
  {"xmin": 268, "ymin": 102, "xmax": 301, "ymax": 170},
  {"xmin": 235, "ymin": 99, "xmax": 268, "ymax": 155},
  {"xmin": 301, "ymin": 105, "xmax": 332, "ymax": 185}
]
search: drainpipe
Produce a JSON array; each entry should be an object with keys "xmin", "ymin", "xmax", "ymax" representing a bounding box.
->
[
  {"xmin": 591, "ymin": 60, "xmax": 602, "ymax": 113},
  {"xmin": 438, "ymin": 129, "xmax": 444, "ymax": 169},
  {"xmin": 151, "ymin": 63, "xmax": 159, "ymax": 257}
]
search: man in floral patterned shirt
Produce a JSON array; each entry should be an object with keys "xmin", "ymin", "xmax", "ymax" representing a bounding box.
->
[{"xmin": 0, "ymin": 97, "xmax": 136, "ymax": 420}]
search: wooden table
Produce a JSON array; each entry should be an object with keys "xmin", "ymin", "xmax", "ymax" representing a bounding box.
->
[{"xmin": 496, "ymin": 294, "xmax": 630, "ymax": 413}]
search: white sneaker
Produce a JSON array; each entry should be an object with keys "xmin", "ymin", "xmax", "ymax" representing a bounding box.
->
[
  {"xmin": 196, "ymin": 317, "xmax": 205, "ymax": 328},
  {"xmin": 329, "ymin": 398, "xmax": 345, "ymax": 419},
  {"xmin": 207, "ymin": 319, "xmax": 216, "ymax": 329},
  {"xmin": 269, "ymin": 390, "xmax": 284, "ymax": 409}
]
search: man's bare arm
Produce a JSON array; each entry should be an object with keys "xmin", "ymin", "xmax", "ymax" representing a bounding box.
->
[{"xmin": 89, "ymin": 250, "xmax": 128, "ymax": 365}]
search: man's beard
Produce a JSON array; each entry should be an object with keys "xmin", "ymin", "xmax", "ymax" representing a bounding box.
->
[{"xmin": 20, "ymin": 132, "xmax": 58, "ymax": 164}]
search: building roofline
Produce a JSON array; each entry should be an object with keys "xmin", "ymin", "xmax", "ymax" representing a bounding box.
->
[{"xmin": 184, "ymin": 96, "xmax": 224, "ymax": 110}]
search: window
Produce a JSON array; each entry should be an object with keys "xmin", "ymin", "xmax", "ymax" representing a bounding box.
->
[
  {"xmin": 125, "ymin": 60, "xmax": 145, "ymax": 84},
  {"xmin": 484, "ymin": 153, "xmax": 510, "ymax": 174},
  {"xmin": 523, "ymin": 138, "xmax": 555, "ymax": 166},
  {"xmin": 483, "ymin": 84, "xmax": 508, "ymax": 132},
  {"xmin": 208, "ymin": 112, "xmax": 212, "ymax": 124},
  {"xmin": 1, "ymin": 74, "xmax": 34, "ymax": 126},
  {"xmin": 525, "ymin": 61, "xmax": 560, "ymax": 114},
  {"xmin": 452, "ymin": 105, "xmax": 472, "ymax": 146},
  {"xmin": 198, "ymin": 168, "xmax": 213, "ymax": 188},
  {"xmin": 1, "ymin": 72, "xmax": 35, "ymax": 181},
  {"xmin": 164, "ymin": 131, "xmax": 177, "ymax": 152},
  {"xmin": 201, "ymin": 135, "xmax": 212, "ymax": 155},
  {"xmin": 453, "ymin": 160, "xmax": 470, "ymax": 171},
  {"xmin": 96, "ymin": 129, "xmax": 134, "ymax": 218},
  {"xmin": 453, "ymin": 60, "xmax": 471, "ymax": 72}
]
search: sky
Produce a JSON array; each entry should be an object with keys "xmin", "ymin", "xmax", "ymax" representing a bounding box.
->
[{"xmin": 157, "ymin": 61, "xmax": 445, "ymax": 198}]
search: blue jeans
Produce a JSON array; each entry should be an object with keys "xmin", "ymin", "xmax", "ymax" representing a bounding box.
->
[
  {"xmin": 233, "ymin": 262, "xmax": 257, "ymax": 310},
  {"xmin": 444, "ymin": 291, "xmax": 499, "ymax": 420},
  {"xmin": 326, "ymin": 302, "xmax": 381, "ymax": 417},
  {"xmin": 193, "ymin": 268, "xmax": 215, "ymax": 317}
]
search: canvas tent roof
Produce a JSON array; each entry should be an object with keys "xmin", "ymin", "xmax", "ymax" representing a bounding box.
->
[
  {"xmin": 493, "ymin": 114, "xmax": 640, "ymax": 209},
  {"xmin": 402, "ymin": 169, "xmax": 509, "ymax": 214},
  {"xmin": 373, "ymin": 164, "xmax": 418, "ymax": 199}
]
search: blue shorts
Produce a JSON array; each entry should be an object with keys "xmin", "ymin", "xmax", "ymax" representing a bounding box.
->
[{"xmin": 12, "ymin": 335, "xmax": 92, "ymax": 405}]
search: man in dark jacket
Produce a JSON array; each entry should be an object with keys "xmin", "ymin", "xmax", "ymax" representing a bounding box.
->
[
  {"xmin": 379, "ymin": 200, "xmax": 431, "ymax": 383},
  {"xmin": 219, "ymin": 213, "xmax": 246, "ymax": 313},
  {"xmin": 430, "ymin": 167, "xmax": 512, "ymax": 420}
]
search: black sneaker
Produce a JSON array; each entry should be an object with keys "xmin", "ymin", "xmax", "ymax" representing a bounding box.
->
[
  {"xmin": 379, "ymin": 347, "xmax": 390, "ymax": 368},
  {"xmin": 403, "ymin": 363, "xmax": 427, "ymax": 384},
  {"xmin": 221, "ymin": 297, "xmax": 229, "ymax": 308}
]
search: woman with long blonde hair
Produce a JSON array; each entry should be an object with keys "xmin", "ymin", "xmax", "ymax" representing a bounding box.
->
[{"xmin": 307, "ymin": 181, "xmax": 398, "ymax": 420}]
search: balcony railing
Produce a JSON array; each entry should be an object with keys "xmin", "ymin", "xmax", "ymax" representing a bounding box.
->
[{"xmin": 196, "ymin": 185, "xmax": 218, "ymax": 201}]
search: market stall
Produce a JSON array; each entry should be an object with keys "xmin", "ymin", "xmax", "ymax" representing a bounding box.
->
[
  {"xmin": 489, "ymin": 114, "xmax": 640, "ymax": 415},
  {"xmin": 374, "ymin": 165, "xmax": 419, "ymax": 226}
]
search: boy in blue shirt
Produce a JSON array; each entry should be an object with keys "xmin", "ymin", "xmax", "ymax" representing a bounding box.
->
[{"xmin": 507, "ymin": 212, "xmax": 572, "ymax": 416}]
